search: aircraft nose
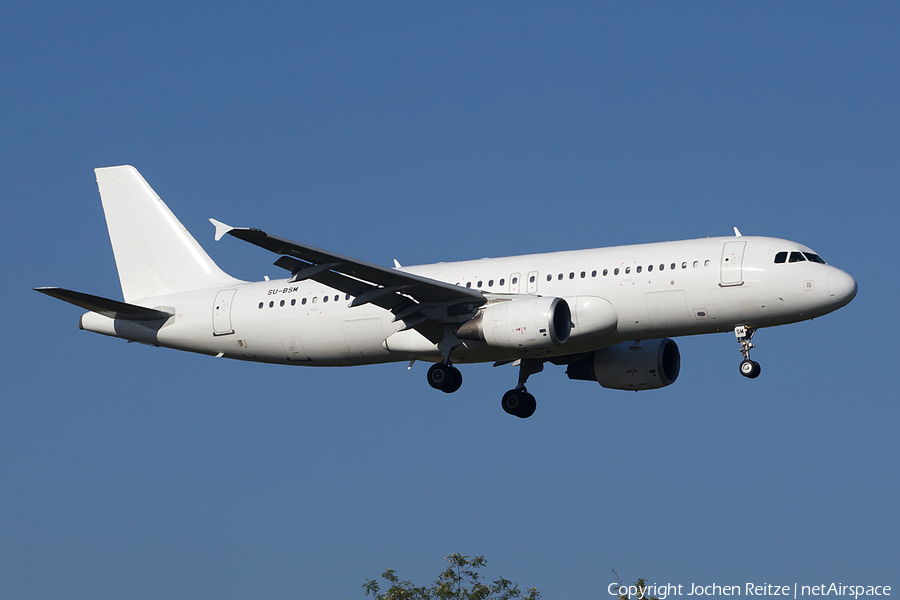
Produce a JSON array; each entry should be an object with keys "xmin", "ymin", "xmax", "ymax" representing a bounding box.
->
[{"xmin": 828, "ymin": 268, "xmax": 858, "ymax": 307}]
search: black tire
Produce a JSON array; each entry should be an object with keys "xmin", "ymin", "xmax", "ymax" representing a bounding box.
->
[
  {"xmin": 748, "ymin": 360, "xmax": 761, "ymax": 379},
  {"xmin": 739, "ymin": 359, "xmax": 762, "ymax": 379},
  {"xmin": 441, "ymin": 367, "xmax": 463, "ymax": 394},
  {"xmin": 739, "ymin": 359, "xmax": 754, "ymax": 378},
  {"xmin": 427, "ymin": 363, "xmax": 451, "ymax": 390},
  {"xmin": 501, "ymin": 389, "xmax": 524, "ymax": 416},
  {"xmin": 519, "ymin": 393, "xmax": 537, "ymax": 419}
]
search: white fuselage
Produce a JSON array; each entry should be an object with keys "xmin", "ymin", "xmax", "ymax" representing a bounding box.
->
[{"xmin": 79, "ymin": 235, "xmax": 857, "ymax": 367}]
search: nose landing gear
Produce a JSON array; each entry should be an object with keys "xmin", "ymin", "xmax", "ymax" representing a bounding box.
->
[{"xmin": 735, "ymin": 325, "xmax": 761, "ymax": 379}]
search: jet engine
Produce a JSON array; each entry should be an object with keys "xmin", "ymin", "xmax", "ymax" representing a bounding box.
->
[
  {"xmin": 456, "ymin": 297, "xmax": 571, "ymax": 350},
  {"xmin": 566, "ymin": 338, "xmax": 680, "ymax": 390}
]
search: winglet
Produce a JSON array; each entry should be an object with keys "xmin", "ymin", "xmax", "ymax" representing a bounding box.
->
[
  {"xmin": 210, "ymin": 218, "xmax": 234, "ymax": 242},
  {"xmin": 733, "ymin": 227, "xmax": 742, "ymax": 237}
]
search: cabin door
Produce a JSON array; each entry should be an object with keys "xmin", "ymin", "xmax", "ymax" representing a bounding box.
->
[
  {"xmin": 213, "ymin": 289, "xmax": 237, "ymax": 336},
  {"xmin": 720, "ymin": 242, "xmax": 746, "ymax": 286}
]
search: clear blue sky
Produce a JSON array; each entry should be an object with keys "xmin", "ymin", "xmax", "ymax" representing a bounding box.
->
[{"xmin": 2, "ymin": 3, "xmax": 897, "ymax": 598}]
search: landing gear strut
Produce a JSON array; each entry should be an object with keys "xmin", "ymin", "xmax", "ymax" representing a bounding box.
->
[
  {"xmin": 427, "ymin": 362, "xmax": 463, "ymax": 393},
  {"xmin": 426, "ymin": 325, "xmax": 464, "ymax": 394},
  {"xmin": 501, "ymin": 359, "xmax": 543, "ymax": 418},
  {"xmin": 735, "ymin": 325, "xmax": 761, "ymax": 379}
]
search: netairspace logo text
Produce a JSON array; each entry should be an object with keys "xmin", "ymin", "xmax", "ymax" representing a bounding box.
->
[{"xmin": 607, "ymin": 583, "xmax": 892, "ymax": 600}]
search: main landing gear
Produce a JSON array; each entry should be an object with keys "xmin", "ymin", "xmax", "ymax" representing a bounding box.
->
[
  {"xmin": 501, "ymin": 388, "xmax": 536, "ymax": 419},
  {"xmin": 501, "ymin": 359, "xmax": 543, "ymax": 419},
  {"xmin": 427, "ymin": 362, "xmax": 463, "ymax": 394},
  {"xmin": 425, "ymin": 357, "xmax": 543, "ymax": 419},
  {"xmin": 735, "ymin": 325, "xmax": 761, "ymax": 379}
]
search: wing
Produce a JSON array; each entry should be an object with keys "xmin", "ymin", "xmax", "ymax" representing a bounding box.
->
[{"xmin": 210, "ymin": 220, "xmax": 485, "ymax": 341}]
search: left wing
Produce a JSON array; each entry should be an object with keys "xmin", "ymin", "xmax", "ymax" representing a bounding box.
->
[{"xmin": 210, "ymin": 220, "xmax": 485, "ymax": 339}]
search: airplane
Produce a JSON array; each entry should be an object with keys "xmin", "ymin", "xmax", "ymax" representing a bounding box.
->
[{"xmin": 36, "ymin": 165, "xmax": 858, "ymax": 418}]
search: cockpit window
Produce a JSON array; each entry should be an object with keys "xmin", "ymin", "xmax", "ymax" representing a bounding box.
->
[
  {"xmin": 774, "ymin": 252, "xmax": 787, "ymax": 264},
  {"xmin": 789, "ymin": 251, "xmax": 806, "ymax": 263},
  {"xmin": 803, "ymin": 252, "xmax": 826, "ymax": 264}
]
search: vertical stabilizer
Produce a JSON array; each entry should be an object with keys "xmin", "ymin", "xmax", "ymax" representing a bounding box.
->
[{"xmin": 95, "ymin": 165, "xmax": 240, "ymax": 302}]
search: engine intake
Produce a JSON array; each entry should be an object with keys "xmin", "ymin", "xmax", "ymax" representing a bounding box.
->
[
  {"xmin": 457, "ymin": 297, "xmax": 571, "ymax": 350},
  {"xmin": 566, "ymin": 338, "xmax": 680, "ymax": 390}
]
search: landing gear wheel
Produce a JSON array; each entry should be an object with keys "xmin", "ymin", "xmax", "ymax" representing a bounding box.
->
[
  {"xmin": 501, "ymin": 389, "xmax": 523, "ymax": 416},
  {"xmin": 739, "ymin": 359, "xmax": 761, "ymax": 379},
  {"xmin": 520, "ymin": 393, "xmax": 537, "ymax": 418},
  {"xmin": 427, "ymin": 363, "xmax": 451, "ymax": 390},
  {"xmin": 441, "ymin": 367, "xmax": 463, "ymax": 394},
  {"xmin": 427, "ymin": 363, "xmax": 463, "ymax": 393},
  {"xmin": 501, "ymin": 388, "xmax": 537, "ymax": 418}
]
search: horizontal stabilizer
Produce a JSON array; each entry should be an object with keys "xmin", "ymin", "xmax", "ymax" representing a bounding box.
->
[{"xmin": 35, "ymin": 287, "xmax": 175, "ymax": 321}]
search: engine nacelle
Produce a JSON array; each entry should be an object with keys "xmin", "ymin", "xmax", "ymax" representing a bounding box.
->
[
  {"xmin": 456, "ymin": 297, "xmax": 571, "ymax": 350},
  {"xmin": 566, "ymin": 338, "xmax": 680, "ymax": 390}
]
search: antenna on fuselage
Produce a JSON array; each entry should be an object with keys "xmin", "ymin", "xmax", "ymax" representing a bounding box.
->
[{"xmin": 733, "ymin": 227, "xmax": 743, "ymax": 237}]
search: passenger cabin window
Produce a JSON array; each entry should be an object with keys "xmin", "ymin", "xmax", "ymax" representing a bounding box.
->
[
  {"xmin": 625, "ymin": 267, "xmax": 631, "ymax": 274},
  {"xmin": 269, "ymin": 301, "xmax": 274, "ymax": 308},
  {"xmin": 258, "ymin": 302, "xmax": 263, "ymax": 309},
  {"xmin": 671, "ymin": 263, "xmax": 676, "ymax": 270},
  {"xmin": 280, "ymin": 300, "xmax": 285, "ymax": 307},
  {"xmin": 704, "ymin": 260, "xmax": 710, "ymax": 267},
  {"xmin": 660, "ymin": 264, "xmax": 665, "ymax": 271},
  {"xmin": 603, "ymin": 269, "xmax": 608, "ymax": 276},
  {"xmin": 681, "ymin": 262, "xmax": 687, "ymax": 269},
  {"xmin": 569, "ymin": 272, "xmax": 574, "ymax": 279},
  {"xmin": 302, "ymin": 298, "xmax": 307, "ymax": 305},
  {"xmin": 466, "ymin": 282, "xmax": 472, "ymax": 288},
  {"xmin": 546, "ymin": 274, "xmax": 552, "ymax": 281},
  {"xmin": 488, "ymin": 279, "xmax": 494, "ymax": 286},
  {"xmin": 636, "ymin": 266, "xmax": 642, "ymax": 273},
  {"xmin": 323, "ymin": 295, "xmax": 328, "ymax": 302},
  {"xmin": 614, "ymin": 268, "xmax": 619, "ymax": 275},
  {"xmin": 478, "ymin": 280, "xmax": 483, "ymax": 287},
  {"xmin": 580, "ymin": 271, "xmax": 586, "ymax": 278},
  {"xmin": 591, "ymin": 270, "xmax": 597, "ymax": 277},
  {"xmin": 789, "ymin": 252, "xmax": 806, "ymax": 263},
  {"xmin": 499, "ymin": 279, "xmax": 505, "ymax": 286},
  {"xmin": 693, "ymin": 261, "xmax": 699, "ymax": 268},
  {"xmin": 511, "ymin": 277, "xmax": 518, "ymax": 284},
  {"xmin": 648, "ymin": 264, "xmax": 653, "ymax": 272},
  {"xmin": 291, "ymin": 299, "xmax": 296, "ymax": 306},
  {"xmin": 558, "ymin": 273, "xmax": 563, "ymax": 280}
]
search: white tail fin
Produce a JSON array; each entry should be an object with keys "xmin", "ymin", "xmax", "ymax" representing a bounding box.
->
[{"xmin": 95, "ymin": 165, "xmax": 240, "ymax": 302}]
